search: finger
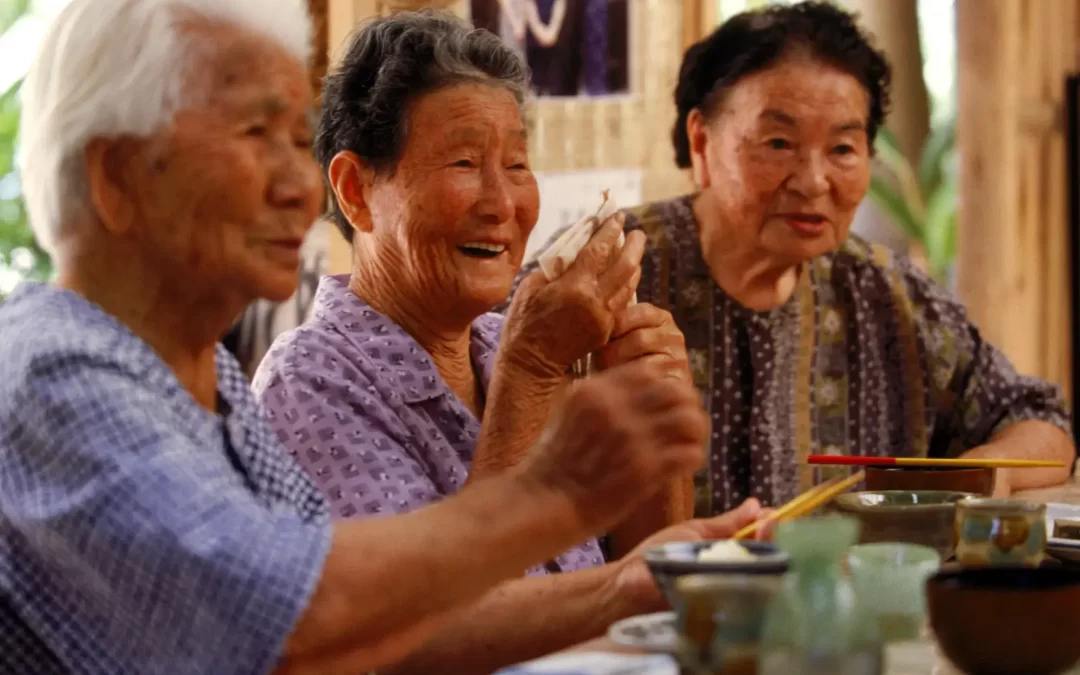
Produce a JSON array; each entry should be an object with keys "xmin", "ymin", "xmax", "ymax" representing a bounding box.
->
[
  {"xmin": 567, "ymin": 220, "xmax": 625, "ymax": 276},
  {"xmin": 611, "ymin": 303, "xmax": 672, "ymax": 339},
  {"xmin": 611, "ymin": 358, "xmax": 695, "ymax": 395},
  {"xmin": 649, "ymin": 409, "xmax": 710, "ymax": 455},
  {"xmin": 606, "ymin": 266, "xmax": 641, "ymax": 312},
  {"xmin": 600, "ymin": 354, "xmax": 686, "ymax": 384},
  {"xmin": 597, "ymin": 229, "xmax": 645, "ymax": 300},
  {"xmin": 600, "ymin": 331, "xmax": 683, "ymax": 370},
  {"xmin": 755, "ymin": 508, "xmax": 777, "ymax": 541},
  {"xmin": 696, "ymin": 498, "xmax": 766, "ymax": 539},
  {"xmin": 631, "ymin": 377, "xmax": 697, "ymax": 414},
  {"xmin": 651, "ymin": 441, "xmax": 708, "ymax": 482}
]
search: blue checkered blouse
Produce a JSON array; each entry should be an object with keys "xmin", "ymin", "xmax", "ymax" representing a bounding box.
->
[{"xmin": 0, "ymin": 284, "xmax": 333, "ymax": 674}]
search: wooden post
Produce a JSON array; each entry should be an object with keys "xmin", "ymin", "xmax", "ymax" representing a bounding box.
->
[{"xmin": 955, "ymin": 0, "xmax": 1075, "ymax": 396}]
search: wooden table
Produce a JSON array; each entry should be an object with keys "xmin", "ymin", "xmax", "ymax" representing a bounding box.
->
[{"xmin": 565, "ymin": 478, "xmax": 1080, "ymax": 674}]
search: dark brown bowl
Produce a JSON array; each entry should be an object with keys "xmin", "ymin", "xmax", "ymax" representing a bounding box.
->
[
  {"xmin": 865, "ymin": 465, "xmax": 994, "ymax": 496},
  {"xmin": 927, "ymin": 566, "xmax": 1080, "ymax": 675}
]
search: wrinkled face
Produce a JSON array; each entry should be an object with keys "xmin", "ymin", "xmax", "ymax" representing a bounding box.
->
[
  {"xmin": 362, "ymin": 83, "xmax": 539, "ymax": 322},
  {"xmin": 116, "ymin": 21, "xmax": 322, "ymax": 304},
  {"xmin": 690, "ymin": 57, "xmax": 872, "ymax": 266}
]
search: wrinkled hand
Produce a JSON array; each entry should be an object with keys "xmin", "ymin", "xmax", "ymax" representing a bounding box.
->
[
  {"xmin": 611, "ymin": 499, "xmax": 776, "ymax": 613},
  {"xmin": 499, "ymin": 215, "xmax": 646, "ymax": 378},
  {"xmin": 597, "ymin": 303, "xmax": 690, "ymax": 382},
  {"xmin": 519, "ymin": 360, "xmax": 708, "ymax": 539}
]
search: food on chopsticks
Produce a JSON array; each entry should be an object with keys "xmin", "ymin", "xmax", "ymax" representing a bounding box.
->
[
  {"xmin": 538, "ymin": 190, "xmax": 624, "ymax": 282},
  {"xmin": 696, "ymin": 540, "xmax": 755, "ymax": 562}
]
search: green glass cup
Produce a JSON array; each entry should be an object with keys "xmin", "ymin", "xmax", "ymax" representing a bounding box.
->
[{"xmin": 847, "ymin": 543, "xmax": 941, "ymax": 642}]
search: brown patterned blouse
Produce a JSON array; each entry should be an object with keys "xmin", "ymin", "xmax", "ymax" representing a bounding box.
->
[{"xmin": 510, "ymin": 194, "xmax": 1072, "ymax": 516}]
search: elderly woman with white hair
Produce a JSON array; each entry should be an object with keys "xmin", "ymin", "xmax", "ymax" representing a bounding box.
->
[{"xmin": 0, "ymin": 1, "xmax": 764, "ymax": 674}]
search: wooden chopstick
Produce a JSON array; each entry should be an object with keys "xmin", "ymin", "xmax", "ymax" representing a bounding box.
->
[
  {"xmin": 807, "ymin": 455, "xmax": 1066, "ymax": 469},
  {"xmin": 732, "ymin": 471, "xmax": 866, "ymax": 540}
]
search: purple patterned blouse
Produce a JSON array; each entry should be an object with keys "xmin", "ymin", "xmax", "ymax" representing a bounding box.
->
[{"xmin": 253, "ymin": 274, "xmax": 605, "ymax": 575}]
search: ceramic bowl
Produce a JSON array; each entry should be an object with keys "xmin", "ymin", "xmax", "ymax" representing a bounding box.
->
[
  {"xmin": 954, "ymin": 498, "xmax": 1047, "ymax": 567},
  {"xmin": 831, "ymin": 490, "xmax": 974, "ymax": 559},
  {"xmin": 865, "ymin": 465, "xmax": 994, "ymax": 496},
  {"xmin": 927, "ymin": 565, "xmax": 1080, "ymax": 675},
  {"xmin": 644, "ymin": 541, "xmax": 789, "ymax": 607}
]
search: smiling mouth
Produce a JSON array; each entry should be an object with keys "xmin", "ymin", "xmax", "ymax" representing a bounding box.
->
[
  {"xmin": 785, "ymin": 215, "xmax": 825, "ymax": 225},
  {"xmin": 457, "ymin": 243, "xmax": 507, "ymax": 259}
]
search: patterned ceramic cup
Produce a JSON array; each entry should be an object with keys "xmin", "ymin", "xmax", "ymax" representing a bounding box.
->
[
  {"xmin": 954, "ymin": 498, "xmax": 1047, "ymax": 567},
  {"xmin": 673, "ymin": 573, "xmax": 783, "ymax": 675}
]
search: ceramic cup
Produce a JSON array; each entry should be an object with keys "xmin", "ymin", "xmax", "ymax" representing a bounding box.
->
[
  {"xmin": 673, "ymin": 573, "xmax": 783, "ymax": 675},
  {"xmin": 954, "ymin": 498, "xmax": 1047, "ymax": 567},
  {"xmin": 847, "ymin": 543, "xmax": 941, "ymax": 642}
]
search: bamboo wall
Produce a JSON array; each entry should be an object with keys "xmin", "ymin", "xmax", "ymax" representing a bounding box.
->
[{"xmin": 955, "ymin": 0, "xmax": 1076, "ymax": 398}]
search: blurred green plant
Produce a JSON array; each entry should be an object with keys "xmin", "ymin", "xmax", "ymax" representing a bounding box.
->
[
  {"xmin": 866, "ymin": 119, "xmax": 957, "ymax": 284},
  {"xmin": 1, "ymin": 0, "xmax": 52, "ymax": 299}
]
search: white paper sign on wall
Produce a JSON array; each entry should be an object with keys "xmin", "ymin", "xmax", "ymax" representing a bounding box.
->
[{"xmin": 525, "ymin": 167, "xmax": 644, "ymax": 263}]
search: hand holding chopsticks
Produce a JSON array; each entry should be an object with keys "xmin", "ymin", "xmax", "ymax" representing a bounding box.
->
[{"xmin": 732, "ymin": 470, "xmax": 866, "ymax": 540}]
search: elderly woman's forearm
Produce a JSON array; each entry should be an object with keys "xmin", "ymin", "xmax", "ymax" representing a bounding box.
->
[
  {"xmin": 281, "ymin": 470, "xmax": 586, "ymax": 671},
  {"xmin": 381, "ymin": 565, "xmax": 636, "ymax": 675},
  {"xmin": 963, "ymin": 420, "xmax": 1076, "ymax": 491},
  {"xmin": 469, "ymin": 366, "xmax": 568, "ymax": 480}
]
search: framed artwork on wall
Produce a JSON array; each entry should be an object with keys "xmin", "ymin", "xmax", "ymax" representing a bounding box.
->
[{"xmin": 468, "ymin": 0, "xmax": 632, "ymax": 99}]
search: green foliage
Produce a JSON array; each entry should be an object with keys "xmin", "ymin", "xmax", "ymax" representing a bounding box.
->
[
  {"xmin": 866, "ymin": 119, "xmax": 957, "ymax": 284},
  {"xmin": 0, "ymin": 0, "xmax": 53, "ymax": 298}
]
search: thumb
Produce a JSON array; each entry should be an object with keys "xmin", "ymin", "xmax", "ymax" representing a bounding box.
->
[{"xmin": 698, "ymin": 498, "xmax": 765, "ymax": 539}]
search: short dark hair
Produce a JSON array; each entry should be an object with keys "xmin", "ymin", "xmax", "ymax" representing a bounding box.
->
[
  {"xmin": 672, "ymin": 1, "xmax": 891, "ymax": 168},
  {"xmin": 315, "ymin": 10, "xmax": 530, "ymax": 242}
]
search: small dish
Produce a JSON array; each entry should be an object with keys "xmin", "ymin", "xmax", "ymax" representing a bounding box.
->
[
  {"xmin": 607, "ymin": 612, "xmax": 679, "ymax": 653},
  {"xmin": 643, "ymin": 540, "xmax": 789, "ymax": 606}
]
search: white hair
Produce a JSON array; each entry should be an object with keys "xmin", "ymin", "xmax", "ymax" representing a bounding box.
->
[{"xmin": 18, "ymin": 0, "xmax": 312, "ymax": 258}]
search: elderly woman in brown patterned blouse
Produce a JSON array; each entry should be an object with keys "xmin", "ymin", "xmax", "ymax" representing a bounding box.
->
[{"xmin": 513, "ymin": 1, "xmax": 1075, "ymax": 516}]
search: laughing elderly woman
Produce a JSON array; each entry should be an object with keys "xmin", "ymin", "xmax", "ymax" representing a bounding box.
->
[
  {"xmin": 516, "ymin": 1, "xmax": 1075, "ymax": 515},
  {"xmin": 0, "ymin": 1, "xmax": 729, "ymax": 673},
  {"xmin": 253, "ymin": 12, "xmax": 693, "ymax": 560}
]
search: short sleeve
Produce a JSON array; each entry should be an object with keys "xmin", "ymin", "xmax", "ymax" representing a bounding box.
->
[
  {"xmin": 898, "ymin": 258, "xmax": 1074, "ymax": 456},
  {"xmin": 0, "ymin": 357, "xmax": 332, "ymax": 675},
  {"xmin": 256, "ymin": 354, "xmax": 442, "ymax": 519}
]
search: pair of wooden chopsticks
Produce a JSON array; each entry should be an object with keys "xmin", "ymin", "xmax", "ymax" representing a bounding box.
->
[
  {"xmin": 807, "ymin": 455, "xmax": 1066, "ymax": 469},
  {"xmin": 732, "ymin": 470, "xmax": 866, "ymax": 540}
]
